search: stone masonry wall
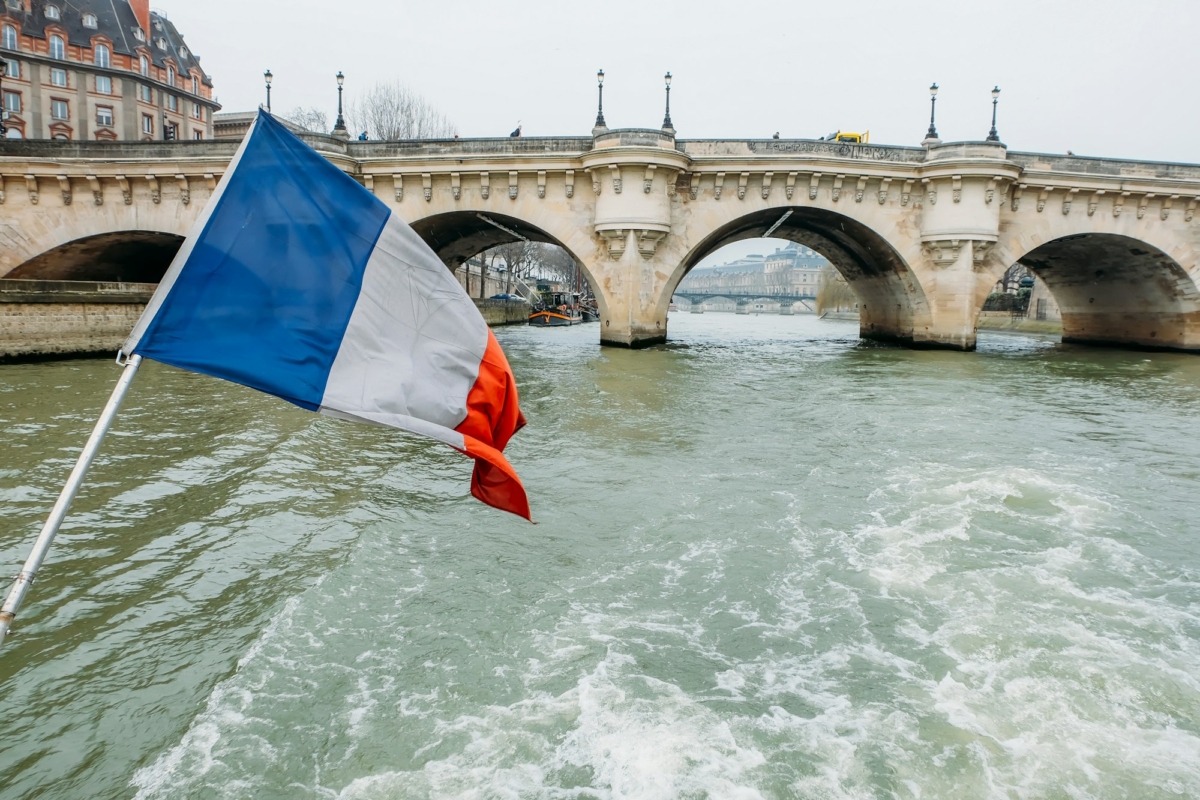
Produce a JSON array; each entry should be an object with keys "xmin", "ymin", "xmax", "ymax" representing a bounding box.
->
[{"xmin": 1, "ymin": 302, "xmax": 144, "ymax": 359}]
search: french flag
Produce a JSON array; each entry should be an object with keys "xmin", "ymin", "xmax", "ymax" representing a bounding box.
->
[{"xmin": 123, "ymin": 111, "xmax": 530, "ymax": 520}]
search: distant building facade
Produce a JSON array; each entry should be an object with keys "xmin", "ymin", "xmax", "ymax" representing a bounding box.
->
[
  {"xmin": 678, "ymin": 243, "xmax": 828, "ymax": 310},
  {"xmin": 0, "ymin": 0, "xmax": 218, "ymax": 141}
]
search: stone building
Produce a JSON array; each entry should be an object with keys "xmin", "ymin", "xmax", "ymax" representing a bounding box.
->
[
  {"xmin": 0, "ymin": 0, "xmax": 217, "ymax": 140},
  {"xmin": 679, "ymin": 243, "xmax": 828, "ymax": 310}
]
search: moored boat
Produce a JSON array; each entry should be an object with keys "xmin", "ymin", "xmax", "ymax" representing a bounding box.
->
[{"xmin": 529, "ymin": 290, "xmax": 583, "ymax": 326}]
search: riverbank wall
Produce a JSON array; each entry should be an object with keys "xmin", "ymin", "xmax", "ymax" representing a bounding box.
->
[{"xmin": 1, "ymin": 280, "xmax": 529, "ymax": 361}]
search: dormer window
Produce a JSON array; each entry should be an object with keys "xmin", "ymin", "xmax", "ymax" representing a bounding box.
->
[
  {"xmin": 155, "ymin": 37, "xmax": 166, "ymax": 50},
  {"xmin": 133, "ymin": 27, "xmax": 145, "ymax": 41},
  {"xmin": 82, "ymin": 13, "xmax": 97, "ymax": 28},
  {"xmin": 44, "ymin": 4, "xmax": 59, "ymax": 20},
  {"xmin": 153, "ymin": 19, "xmax": 162, "ymax": 31},
  {"xmin": 179, "ymin": 46, "xmax": 187, "ymax": 58}
]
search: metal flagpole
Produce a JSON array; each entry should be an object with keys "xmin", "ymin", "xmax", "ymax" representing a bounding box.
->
[{"xmin": 0, "ymin": 354, "xmax": 143, "ymax": 649}]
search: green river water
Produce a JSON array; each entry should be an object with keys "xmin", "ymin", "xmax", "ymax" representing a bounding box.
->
[{"xmin": 1, "ymin": 313, "xmax": 1198, "ymax": 799}]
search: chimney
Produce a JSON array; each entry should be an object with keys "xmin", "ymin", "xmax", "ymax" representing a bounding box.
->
[{"xmin": 128, "ymin": 0, "xmax": 151, "ymax": 38}]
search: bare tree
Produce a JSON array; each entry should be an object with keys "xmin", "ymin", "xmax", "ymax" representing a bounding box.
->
[
  {"xmin": 345, "ymin": 81, "xmax": 457, "ymax": 140},
  {"xmin": 816, "ymin": 265, "xmax": 858, "ymax": 315},
  {"xmin": 282, "ymin": 106, "xmax": 328, "ymax": 134}
]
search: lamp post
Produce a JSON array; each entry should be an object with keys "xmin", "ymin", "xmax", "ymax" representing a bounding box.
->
[
  {"xmin": 986, "ymin": 86, "xmax": 1001, "ymax": 142},
  {"xmin": 333, "ymin": 71, "xmax": 347, "ymax": 138},
  {"xmin": 662, "ymin": 71, "xmax": 673, "ymax": 132},
  {"xmin": 593, "ymin": 69, "xmax": 606, "ymax": 133},
  {"xmin": 924, "ymin": 82, "xmax": 939, "ymax": 141},
  {"xmin": 0, "ymin": 57, "xmax": 7, "ymax": 135},
  {"xmin": 263, "ymin": 69, "xmax": 272, "ymax": 113}
]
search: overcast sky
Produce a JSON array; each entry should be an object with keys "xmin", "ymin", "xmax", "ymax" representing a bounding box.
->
[{"xmin": 169, "ymin": 0, "xmax": 1195, "ymax": 268}]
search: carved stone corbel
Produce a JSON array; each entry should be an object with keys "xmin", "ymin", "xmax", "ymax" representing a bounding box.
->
[
  {"xmin": 362, "ymin": 174, "xmax": 374, "ymax": 193},
  {"xmin": 1137, "ymin": 193, "xmax": 1153, "ymax": 219},
  {"xmin": 1088, "ymin": 190, "xmax": 1104, "ymax": 216},
  {"xmin": 923, "ymin": 178, "xmax": 936, "ymax": 206},
  {"xmin": 609, "ymin": 165, "xmax": 621, "ymax": 194},
  {"xmin": 1011, "ymin": 184, "xmax": 1025, "ymax": 211},
  {"xmin": 877, "ymin": 177, "xmax": 891, "ymax": 204},
  {"xmin": 1186, "ymin": 198, "xmax": 1197, "ymax": 222},
  {"xmin": 25, "ymin": 174, "xmax": 38, "ymax": 205},
  {"xmin": 1062, "ymin": 188, "xmax": 1078, "ymax": 215},
  {"xmin": 901, "ymin": 179, "xmax": 914, "ymax": 207},
  {"xmin": 394, "ymin": 174, "xmax": 404, "ymax": 201},
  {"xmin": 642, "ymin": 165, "xmax": 656, "ymax": 194},
  {"xmin": 785, "ymin": 172, "xmax": 797, "ymax": 200},
  {"xmin": 480, "ymin": 172, "xmax": 492, "ymax": 200},
  {"xmin": 1036, "ymin": 187, "xmax": 1050, "ymax": 213},
  {"xmin": 87, "ymin": 174, "xmax": 102, "ymax": 205},
  {"xmin": 537, "ymin": 171, "xmax": 546, "ymax": 199},
  {"xmin": 736, "ymin": 172, "xmax": 749, "ymax": 200},
  {"xmin": 205, "ymin": 173, "xmax": 217, "ymax": 193},
  {"xmin": 599, "ymin": 229, "xmax": 626, "ymax": 260},
  {"xmin": 951, "ymin": 175, "xmax": 962, "ymax": 203},
  {"xmin": 690, "ymin": 172, "xmax": 701, "ymax": 200},
  {"xmin": 116, "ymin": 175, "xmax": 131, "ymax": 204},
  {"xmin": 854, "ymin": 176, "xmax": 868, "ymax": 203},
  {"xmin": 832, "ymin": 174, "xmax": 844, "ymax": 202},
  {"xmin": 1113, "ymin": 191, "xmax": 1128, "ymax": 217},
  {"xmin": 565, "ymin": 170, "xmax": 575, "ymax": 198},
  {"xmin": 1161, "ymin": 195, "xmax": 1178, "ymax": 220},
  {"xmin": 0, "ymin": 175, "xmax": 5, "ymax": 204},
  {"xmin": 971, "ymin": 240, "xmax": 995, "ymax": 267},
  {"xmin": 986, "ymin": 178, "xmax": 996, "ymax": 204},
  {"xmin": 586, "ymin": 169, "xmax": 599, "ymax": 195},
  {"xmin": 808, "ymin": 173, "xmax": 821, "ymax": 200},
  {"xmin": 423, "ymin": 173, "xmax": 434, "ymax": 202},
  {"xmin": 922, "ymin": 238, "xmax": 962, "ymax": 267},
  {"xmin": 57, "ymin": 175, "xmax": 72, "ymax": 205},
  {"xmin": 714, "ymin": 172, "xmax": 725, "ymax": 199},
  {"xmin": 451, "ymin": 172, "xmax": 461, "ymax": 200},
  {"xmin": 762, "ymin": 172, "xmax": 773, "ymax": 200},
  {"xmin": 176, "ymin": 174, "xmax": 189, "ymax": 205},
  {"xmin": 146, "ymin": 174, "xmax": 160, "ymax": 204},
  {"xmin": 636, "ymin": 229, "xmax": 666, "ymax": 259}
]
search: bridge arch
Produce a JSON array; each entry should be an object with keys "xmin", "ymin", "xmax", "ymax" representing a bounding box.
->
[
  {"xmin": 981, "ymin": 233, "xmax": 1200, "ymax": 351},
  {"xmin": 406, "ymin": 209, "xmax": 611, "ymax": 322},
  {"xmin": 4, "ymin": 230, "xmax": 185, "ymax": 282},
  {"xmin": 666, "ymin": 206, "xmax": 931, "ymax": 346}
]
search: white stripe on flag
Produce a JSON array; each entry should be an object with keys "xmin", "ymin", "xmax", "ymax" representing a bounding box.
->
[{"xmin": 320, "ymin": 212, "xmax": 489, "ymax": 432}]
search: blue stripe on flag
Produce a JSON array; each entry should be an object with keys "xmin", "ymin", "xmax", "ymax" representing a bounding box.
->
[{"xmin": 133, "ymin": 112, "xmax": 390, "ymax": 410}]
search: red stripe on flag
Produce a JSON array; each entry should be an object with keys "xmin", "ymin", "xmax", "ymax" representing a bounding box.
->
[{"xmin": 455, "ymin": 330, "xmax": 530, "ymax": 520}]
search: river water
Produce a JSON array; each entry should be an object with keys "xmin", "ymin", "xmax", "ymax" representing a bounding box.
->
[{"xmin": 1, "ymin": 313, "xmax": 1199, "ymax": 800}]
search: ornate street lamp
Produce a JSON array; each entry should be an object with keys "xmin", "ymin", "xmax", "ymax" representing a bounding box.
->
[
  {"xmin": 263, "ymin": 69, "xmax": 272, "ymax": 113},
  {"xmin": 925, "ymin": 82, "xmax": 939, "ymax": 141},
  {"xmin": 594, "ymin": 69, "xmax": 606, "ymax": 131},
  {"xmin": 662, "ymin": 71, "xmax": 673, "ymax": 132},
  {"xmin": 0, "ymin": 57, "xmax": 7, "ymax": 135},
  {"xmin": 986, "ymin": 86, "xmax": 1001, "ymax": 142},
  {"xmin": 333, "ymin": 71, "xmax": 347, "ymax": 136}
]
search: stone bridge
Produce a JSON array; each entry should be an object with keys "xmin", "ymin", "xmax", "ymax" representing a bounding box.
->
[{"xmin": 2, "ymin": 126, "xmax": 1199, "ymax": 351}]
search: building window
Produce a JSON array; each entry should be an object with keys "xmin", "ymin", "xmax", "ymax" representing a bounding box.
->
[
  {"xmin": 82, "ymin": 13, "xmax": 97, "ymax": 28},
  {"xmin": 164, "ymin": 121, "xmax": 177, "ymax": 140},
  {"xmin": 51, "ymin": 98, "xmax": 68, "ymax": 119},
  {"xmin": 50, "ymin": 67, "xmax": 67, "ymax": 87},
  {"xmin": 94, "ymin": 43, "xmax": 110, "ymax": 68},
  {"xmin": 192, "ymin": 101, "xmax": 201, "ymax": 119},
  {"xmin": 133, "ymin": 27, "xmax": 144, "ymax": 41},
  {"xmin": 139, "ymin": 83, "xmax": 152, "ymax": 103},
  {"xmin": 44, "ymin": 4, "xmax": 59, "ymax": 20},
  {"xmin": 193, "ymin": 130, "xmax": 203, "ymax": 140},
  {"xmin": 155, "ymin": 37, "xmax": 166, "ymax": 50},
  {"xmin": 4, "ymin": 59, "xmax": 17, "ymax": 79},
  {"xmin": 50, "ymin": 34, "xmax": 65, "ymax": 60},
  {"xmin": 191, "ymin": 76, "xmax": 198, "ymax": 94},
  {"xmin": 3, "ymin": 90, "xmax": 19, "ymax": 113},
  {"xmin": 142, "ymin": 114, "xmax": 153, "ymax": 134},
  {"xmin": 167, "ymin": 65, "xmax": 175, "ymax": 85},
  {"xmin": 96, "ymin": 74, "xmax": 112, "ymax": 94},
  {"xmin": 96, "ymin": 105, "xmax": 113, "ymax": 127},
  {"xmin": 2, "ymin": 23, "xmax": 15, "ymax": 50},
  {"xmin": 180, "ymin": 46, "xmax": 188, "ymax": 58},
  {"xmin": 167, "ymin": 93, "xmax": 177, "ymax": 111},
  {"xmin": 139, "ymin": 55, "xmax": 148, "ymax": 76}
]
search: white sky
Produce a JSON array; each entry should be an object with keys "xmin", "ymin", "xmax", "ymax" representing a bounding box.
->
[{"xmin": 168, "ymin": 0, "xmax": 1196, "ymax": 268}]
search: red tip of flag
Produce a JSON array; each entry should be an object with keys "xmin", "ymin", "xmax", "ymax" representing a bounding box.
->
[{"xmin": 455, "ymin": 330, "xmax": 531, "ymax": 520}]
